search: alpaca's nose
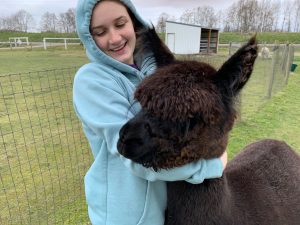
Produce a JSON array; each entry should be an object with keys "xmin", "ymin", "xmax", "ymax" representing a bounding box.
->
[{"xmin": 117, "ymin": 120, "xmax": 152, "ymax": 160}]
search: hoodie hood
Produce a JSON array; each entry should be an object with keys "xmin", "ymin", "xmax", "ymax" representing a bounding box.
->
[{"xmin": 76, "ymin": 0, "xmax": 151, "ymax": 72}]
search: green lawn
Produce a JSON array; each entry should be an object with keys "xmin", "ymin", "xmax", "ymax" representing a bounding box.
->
[
  {"xmin": 0, "ymin": 48, "xmax": 92, "ymax": 224},
  {"xmin": 0, "ymin": 47, "xmax": 88, "ymax": 74},
  {"xmin": 219, "ymin": 32, "xmax": 300, "ymax": 44},
  {"xmin": 228, "ymin": 68, "xmax": 300, "ymax": 158}
]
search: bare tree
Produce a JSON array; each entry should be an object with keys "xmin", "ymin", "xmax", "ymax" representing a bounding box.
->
[
  {"xmin": 195, "ymin": 6, "xmax": 218, "ymax": 27},
  {"xmin": 255, "ymin": 0, "xmax": 278, "ymax": 32},
  {"xmin": 223, "ymin": 3, "xmax": 240, "ymax": 32},
  {"xmin": 0, "ymin": 10, "xmax": 34, "ymax": 31},
  {"xmin": 280, "ymin": 0, "xmax": 293, "ymax": 31},
  {"xmin": 293, "ymin": 0, "xmax": 300, "ymax": 31},
  {"xmin": 215, "ymin": 10, "xmax": 225, "ymax": 30},
  {"xmin": 58, "ymin": 13, "xmax": 68, "ymax": 33},
  {"xmin": 65, "ymin": 8, "xmax": 76, "ymax": 32},
  {"xmin": 179, "ymin": 9, "xmax": 194, "ymax": 24},
  {"xmin": 0, "ymin": 17, "xmax": 5, "ymax": 30},
  {"xmin": 156, "ymin": 13, "xmax": 170, "ymax": 33},
  {"xmin": 57, "ymin": 8, "xmax": 75, "ymax": 33},
  {"xmin": 40, "ymin": 12, "xmax": 58, "ymax": 32},
  {"xmin": 15, "ymin": 10, "xmax": 34, "ymax": 32},
  {"xmin": 179, "ymin": 6, "xmax": 218, "ymax": 28},
  {"xmin": 236, "ymin": 0, "xmax": 259, "ymax": 32}
]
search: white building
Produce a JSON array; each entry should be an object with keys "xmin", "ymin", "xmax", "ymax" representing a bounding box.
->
[{"xmin": 165, "ymin": 21, "xmax": 219, "ymax": 54}]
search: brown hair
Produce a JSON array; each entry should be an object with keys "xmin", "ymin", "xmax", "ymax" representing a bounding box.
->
[{"xmin": 91, "ymin": 0, "xmax": 143, "ymax": 32}]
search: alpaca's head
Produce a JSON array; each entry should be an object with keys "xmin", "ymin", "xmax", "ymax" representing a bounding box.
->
[{"xmin": 117, "ymin": 28, "xmax": 258, "ymax": 170}]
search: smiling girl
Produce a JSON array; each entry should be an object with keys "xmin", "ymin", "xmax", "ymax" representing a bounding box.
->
[{"xmin": 74, "ymin": 0, "xmax": 227, "ymax": 224}]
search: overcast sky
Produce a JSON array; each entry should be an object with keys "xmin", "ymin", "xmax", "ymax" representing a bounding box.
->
[{"xmin": 1, "ymin": 0, "xmax": 237, "ymax": 28}]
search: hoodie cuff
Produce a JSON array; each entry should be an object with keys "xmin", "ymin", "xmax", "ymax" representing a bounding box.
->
[{"xmin": 185, "ymin": 158, "xmax": 223, "ymax": 184}]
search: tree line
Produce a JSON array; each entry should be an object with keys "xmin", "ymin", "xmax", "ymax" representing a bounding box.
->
[
  {"xmin": 1, "ymin": 0, "xmax": 300, "ymax": 33},
  {"xmin": 0, "ymin": 8, "xmax": 75, "ymax": 33},
  {"xmin": 156, "ymin": 0, "xmax": 300, "ymax": 33}
]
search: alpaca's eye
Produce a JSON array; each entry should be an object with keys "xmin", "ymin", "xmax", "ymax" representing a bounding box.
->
[
  {"xmin": 189, "ymin": 117, "xmax": 198, "ymax": 130},
  {"xmin": 145, "ymin": 123, "xmax": 154, "ymax": 137},
  {"xmin": 182, "ymin": 120, "xmax": 190, "ymax": 137}
]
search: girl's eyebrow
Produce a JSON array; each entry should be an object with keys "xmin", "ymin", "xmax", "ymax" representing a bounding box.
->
[{"xmin": 90, "ymin": 16, "xmax": 127, "ymax": 32}]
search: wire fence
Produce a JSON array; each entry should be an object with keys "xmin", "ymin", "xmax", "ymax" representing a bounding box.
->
[
  {"xmin": 0, "ymin": 67, "xmax": 92, "ymax": 224},
  {"xmin": 180, "ymin": 43, "xmax": 296, "ymax": 120},
  {"xmin": 0, "ymin": 43, "xmax": 296, "ymax": 224}
]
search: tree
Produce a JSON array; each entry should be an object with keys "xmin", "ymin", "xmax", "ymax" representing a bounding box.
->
[
  {"xmin": 294, "ymin": 0, "xmax": 300, "ymax": 31},
  {"xmin": 40, "ymin": 12, "xmax": 58, "ymax": 32},
  {"xmin": 195, "ymin": 6, "xmax": 218, "ymax": 27},
  {"xmin": 179, "ymin": 6, "xmax": 218, "ymax": 28},
  {"xmin": 57, "ymin": 9, "xmax": 76, "ymax": 33},
  {"xmin": 223, "ymin": 3, "xmax": 240, "ymax": 32},
  {"xmin": 156, "ymin": 13, "xmax": 170, "ymax": 33},
  {"xmin": 0, "ymin": 10, "xmax": 34, "ymax": 32},
  {"xmin": 15, "ymin": 10, "xmax": 34, "ymax": 32},
  {"xmin": 179, "ymin": 9, "xmax": 194, "ymax": 24},
  {"xmin": 281, "ymin": 0, "xmax": 293, "ymax": 31}
]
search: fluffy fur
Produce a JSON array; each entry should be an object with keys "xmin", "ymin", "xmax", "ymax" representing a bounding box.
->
[{"xmin": 117, "ymin": 28, "xmax": 300, "ymax": 225}]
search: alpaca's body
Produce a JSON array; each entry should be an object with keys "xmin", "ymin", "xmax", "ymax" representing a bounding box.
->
[
  {"xmin": 166, "ymin": 139, "xmax": 300, "ymax": 225},
  {"xmin": 117, "ymin": 28, "xmax": 300, "ymax": 225}
]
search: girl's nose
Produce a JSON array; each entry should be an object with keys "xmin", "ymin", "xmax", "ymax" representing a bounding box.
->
[{"xmin": 108, "ymin": 29, "xmax": 122, "ymax": 44}]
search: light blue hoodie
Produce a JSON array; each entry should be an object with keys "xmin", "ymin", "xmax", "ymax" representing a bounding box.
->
[{"xmin": 73, "ymin": 0, "xmax": 223, "ymax": 224}]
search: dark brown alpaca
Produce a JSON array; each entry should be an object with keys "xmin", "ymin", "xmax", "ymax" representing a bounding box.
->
[{"xmin": 117, "ymin": 28, "xmax": 300, "ymax": 225}]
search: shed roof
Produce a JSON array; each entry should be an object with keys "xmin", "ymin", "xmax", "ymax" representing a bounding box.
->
[{"xmin": 166, "ymin": 20, "xmax": 219, "ymax": 31}]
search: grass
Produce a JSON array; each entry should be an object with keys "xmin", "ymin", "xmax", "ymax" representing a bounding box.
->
[
  {"xmin": 228, "ymin": 66, "xmax": 300, "ymax": 158},
  {"xmin": 1, "ymin": 31, "xmax": 300, "ymax": 44},
  {"xmin": 0, "ymin": 47, "xmax": 88, "ymax": 74},
  {"xmin": 0, "ymin": 67, "xmax": 92, "ymax": 224},
  {"xmin": 0, "ymin": 31, "xmax": 78, "ymax": 42},
  {"xmin": 219, "ymin": 32, "xmax": 300, "ymax": 44}
]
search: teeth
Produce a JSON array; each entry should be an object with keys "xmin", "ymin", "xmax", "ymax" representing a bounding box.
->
[{"xmin": 112, "ymin": 43, "xmax": 126, "ymax": 51}]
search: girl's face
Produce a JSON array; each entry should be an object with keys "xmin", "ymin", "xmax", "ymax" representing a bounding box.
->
[{"xmin": 90, "ymin": 1, "xmax": 136, "ymax": 65}]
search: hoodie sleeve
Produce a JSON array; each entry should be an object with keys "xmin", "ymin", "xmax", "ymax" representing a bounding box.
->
[{"xmin": 73, "ymin": 65, "xmax": 223, "ymax": 184}]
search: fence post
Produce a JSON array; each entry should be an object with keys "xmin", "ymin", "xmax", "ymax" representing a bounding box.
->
[
  {"xmin": 266, "ymin": 41, "xmax": 279, "ymax": 98},
  {"xmin": 43, "ymin": 38, "xmax": 47, "ymax": 50},
  {"xmin": 284, "ymin": 44, "xmax": 291, "ymax": 85},
  {"xmin": 284, "ymin": 44, "xmax": 295, "ymax": 85}
]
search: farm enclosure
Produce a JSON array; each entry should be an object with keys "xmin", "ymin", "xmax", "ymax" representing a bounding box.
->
[{"xmin": 0, "ymin": 44, "xmax": 299, "ymax": 224}]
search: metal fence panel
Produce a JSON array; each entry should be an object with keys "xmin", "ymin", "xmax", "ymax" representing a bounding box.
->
[{"xmin": 0, "ymin": 68, "xmax": 92, "ymax": 224}]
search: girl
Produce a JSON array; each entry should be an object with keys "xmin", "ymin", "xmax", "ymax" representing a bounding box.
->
[{"xmin": 74, "ymin": 0, "xmax": 227, "ymax": 224}]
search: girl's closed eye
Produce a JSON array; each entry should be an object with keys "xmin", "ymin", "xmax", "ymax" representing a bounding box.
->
[
  {"xmin": 115, "ymin": 18, "xmax": 128, "ymax": 28},
  {"xmin": 116, "ymin": 22, "xmax": 126, "ymax": 28},
  {"xmin": 92, "ymin": 28, "xmax": 106, "ymax": 36}
]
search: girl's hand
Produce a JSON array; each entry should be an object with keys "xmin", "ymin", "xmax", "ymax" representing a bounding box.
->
[{"xmin": 220, "ymin": 151, "xmax": 228, "ymax": 170}]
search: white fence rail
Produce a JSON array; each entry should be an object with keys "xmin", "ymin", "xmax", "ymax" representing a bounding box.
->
[{"xmin": 43, "ymin": 38, "xmax": 81, "ymax": 50}]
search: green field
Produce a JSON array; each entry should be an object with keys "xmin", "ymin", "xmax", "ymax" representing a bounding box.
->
[
  {"xmin": 0, "ymin": 37, "xmax": 299, "ymax": 224},
  {"xmin": 228, "ymin": 68, "xmax": 300, "ymax": 157},
  {"xmin": 219, "ymin": 32, "xmax": 300, "ymax": 44},
  {"xmin": 0, "ymin": 31, "xmax": 78, "ymax": 42},
  {"xmin": 1, "ymin": 31, "xmax": 300, "ymax": 44},
  {"xmin": 0, "ymin": 64, "xmax": 92, "ymax": 224},
  {"xmin": 0, "ymin": 47, "xmax": 88, "ymax": 74}
]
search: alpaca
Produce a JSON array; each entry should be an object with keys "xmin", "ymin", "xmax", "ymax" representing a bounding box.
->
[
  {"xmin": 117, "ymin": 28, "xmax": 300, "ymax": 225},
  {"xmin": 260, "ymin": 46, "xmax": 270, "ymax": 59}
]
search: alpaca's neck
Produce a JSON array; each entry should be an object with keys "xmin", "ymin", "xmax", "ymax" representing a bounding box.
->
[{"xmin": 166, "ymin": 176, "xmax": 233, "ymax": 225}]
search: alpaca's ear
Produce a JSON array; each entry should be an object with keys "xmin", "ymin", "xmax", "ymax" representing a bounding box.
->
[
  {"xmin": 136, "ymin": 26, "xmax": 175, "ymax": 67},
  {"xmin": 215, "ymin": 35, "xmax": 258, "ymax": 97}
]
